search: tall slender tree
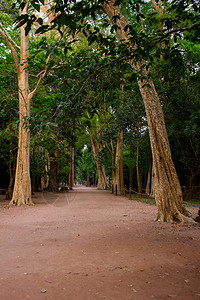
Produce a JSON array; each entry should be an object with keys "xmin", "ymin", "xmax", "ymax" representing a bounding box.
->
[
  {"xmin": 102, "ymin": 0, "xmax": 193, "ymax": 222},
  {"xmin": 0, "ymin": 3, "xmax": 62, "ymax": 205}
]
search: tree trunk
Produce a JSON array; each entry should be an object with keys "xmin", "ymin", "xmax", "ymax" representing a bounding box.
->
[
  {"xmin": 129, "ymin": 141, "xmax": 133, "ymax": 198},
  {"xmin": 146, "ymin": 160, "xmax": 152, "ymax": 195},
  {"xmin": 103, "ymin": 0, "xmax": 193, "ymax": 222},
  {"xmin": 136, "ymin": 127, "xmax": 142, "ymax": 194},
  {"xmin": 150, "ymin": 161, "xmax": 155, "ymax": 198},
  {"xmin": 137, "ymin": 75, "xmax": 190, "ymax": 221},
  {"xmin": 69, "ymin": 146, "xmax": 74, "ymax": 190},
  {"xmin": 89, "ymin": 132, "xmax": 107, "ymax": 190},
  {"xmin": 114, "ymin": 132, "xmax": 121, "ymax": 195},
  {"xmin": 86, "ymin": 175, "xmax": 91, "ymax": 187},
  {"xmin": 48, "ymin": 150, "xmax": 59, "ymax": 192},
  {"xmin": 120, "ymin": 130, "xmax": 124, "ymax": 194},
  {"xmin": 10, "ymin": 5, "xmax": 32, "ymax": 205},
  {"xmin": 110, "ymin": 139, "xmax": 116, "ymax": 194}
]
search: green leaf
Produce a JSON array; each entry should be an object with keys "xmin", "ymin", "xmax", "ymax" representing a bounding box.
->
[
  {"xmin": 35, "ymin": 25, "xmax": 49, "ymax": 34},
  {"xmin": 31, "ymin": 1, "xmax": 40, "ymax": 12},
  {"xmin": 37, "ymin": 17, "xmax": 43, "ymax": 25}
]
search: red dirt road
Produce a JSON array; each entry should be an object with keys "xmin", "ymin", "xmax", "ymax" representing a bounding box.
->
[{"xmin": 0, "ymin": 187, "xmax": 199, "ymax": 300}]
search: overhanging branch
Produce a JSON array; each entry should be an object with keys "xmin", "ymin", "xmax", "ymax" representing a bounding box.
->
[{"xmin": 0, "ymin": 23, "xmax": 20, "ymax": 73}]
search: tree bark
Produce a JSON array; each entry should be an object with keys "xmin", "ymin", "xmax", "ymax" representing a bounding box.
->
[
  {"xmin": 136, "ymin": 127, "xmax": 142, "ymax": 194},
  {"xmin": 89, "ymin": 132, "xmax": 107, "ymax": 190},
  {"xmin": 114, "ymin": 132, "xmax": 121, "ymax": 195},
  {"xmin": 86, "ymin": 175, "xmax": 91, "ymax": 187},
  {"xmin": 103, "ymin": 0, "xmax": 193, "ymax": 222},
  {"xmin": 69, "ymin": 146, "xmax": 74, "ymax": 190},
  {"xmin": 146, "ymin": 160, "xmax": 152, "ymax": 195},
  {"xmin": 10, "ymin": 4, "xmax": 32, "ymax": 205},
  {"xmin": 48, "ymin": 150, "xmax": 59, "ymax": 192},
  {"xmin": 119, "ymin": 130, "xmax": 124, "ymax": 194},
  {"xmin": 129, "ymin": 141, "xmax": 133, "ymax": 198},
  {"xmin": 0, "ymin": 5, "xmax": 60, "ymax": 205}
]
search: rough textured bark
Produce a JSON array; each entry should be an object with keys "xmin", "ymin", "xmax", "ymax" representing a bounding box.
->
[
  {"xmin": 69, "ymin": 146, "xmax": 74, "ymax": 190},
  {"xmin": 0, "ymin": 5, "xmax": 60, "ymax": 205},
  {"xmin": 150, "ymin": 161, "xmax": 155, "ymax": 198},
  {"xmin": 103, "ymin": 0, "xmax": 193, "ymax": 222},
  {"xmin": 145, "ymin": 160, "xmax": 152, "ymax": 195},
  {"xmin": 9, "ymin": 5, "xmax": 32, "ymax": 205}
]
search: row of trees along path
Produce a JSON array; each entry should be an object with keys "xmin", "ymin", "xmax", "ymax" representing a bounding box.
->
[{"xmin": 0, "ymin": 0, "xmax": 199, "ymax": 223}]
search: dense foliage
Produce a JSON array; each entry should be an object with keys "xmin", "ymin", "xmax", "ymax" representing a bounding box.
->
[{"xmin": 0, "ymin": 0, "xmax": 199, "ymax": 201}]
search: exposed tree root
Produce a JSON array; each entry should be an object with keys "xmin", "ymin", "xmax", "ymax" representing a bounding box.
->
[
  {"xmin": 9, "ymin": 198, "xmax": 34, "ymax": 206},
  {"xmin": 155, "ymin": 210, "xmax": 196, "ymax": 223}
]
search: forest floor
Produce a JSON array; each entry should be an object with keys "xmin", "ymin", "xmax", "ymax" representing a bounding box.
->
[{"xmin": 0, "ymin": 186, "xmax": 200, "ymax": 300}]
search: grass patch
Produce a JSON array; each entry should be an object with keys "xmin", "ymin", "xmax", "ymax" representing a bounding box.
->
[
  {"xmin": 184, "ymin": 201, "xmax": 200, "ymax": 207},
  {"xmin": 126, "ymin": 195, "xmax": 200, "ymax": 207},
  {"xmin": 127, "ymin": 195, "xmax": 156, "ymax": 205}
]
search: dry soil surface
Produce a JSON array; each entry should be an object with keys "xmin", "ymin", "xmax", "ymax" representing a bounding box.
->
[{"xmin": 0, "ymin": 187, "xmax": 200, "ymax": 300}]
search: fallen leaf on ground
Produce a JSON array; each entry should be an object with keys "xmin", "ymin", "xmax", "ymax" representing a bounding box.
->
[{"xmin": 185, "ymin": 279, "xmax": 189, "ymax": 283}]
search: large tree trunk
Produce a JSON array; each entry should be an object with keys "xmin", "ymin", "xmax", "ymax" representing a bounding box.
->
[
  {"xmin": 10, "ymin": 5, "xmax": 32, "ymax": 205},
  {"xmin": 103, "ymin": 0, "xmax": 193, "ymax": 222},
  {"xmin": 1, "ymin": 4, "xmax": 56, "ymax": 205}
]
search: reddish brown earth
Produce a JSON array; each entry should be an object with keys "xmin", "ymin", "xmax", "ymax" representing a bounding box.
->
[{"xmin": 0, "ymin": 186, "xmax": 200, "ymax": 300}]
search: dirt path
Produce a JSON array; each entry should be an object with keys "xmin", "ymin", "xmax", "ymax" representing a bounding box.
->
[{"xmin": 0, "ymin": 187, "xmax": 199, "ymax": 300}]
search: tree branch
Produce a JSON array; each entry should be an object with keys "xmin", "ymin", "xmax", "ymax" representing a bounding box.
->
[
  {"xmin": 0, "ymin": 24, "xmax": 20, "ymax": 73},
  {"xmin": 29, "ymin": 63, "xmax": 68, "ymax": 78},
  {"xmin": 0, "ymin": 22, "xmax": 20, "ymax": 50},
  {"xmin": 28, "ymin": 29, "xmax": 67, "ymax": 101},
  {"xmin": 28, "ymin": 53, "xmax": 52, "ymax": 100},
  {"xmin": 149, "ymin": 22, "xmax": 200, "ymax": 48}
]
